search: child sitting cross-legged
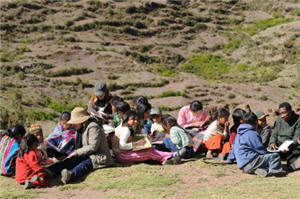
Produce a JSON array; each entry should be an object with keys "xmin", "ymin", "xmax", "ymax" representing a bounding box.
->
[
  {"xmin": 16, "ymin": 134, "xmax": 49, "ymax": 189},
  {"xmin": 161, "ymin": 114, "xmax": 195, "ymax": 158}
]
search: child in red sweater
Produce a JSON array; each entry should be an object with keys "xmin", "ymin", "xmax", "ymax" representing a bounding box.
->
[{"xmin": 16, "ymin": 134, "xmax": 48, "ymax": 189}]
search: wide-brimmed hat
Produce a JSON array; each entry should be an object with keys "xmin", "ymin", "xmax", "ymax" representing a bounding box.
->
[
  {"xmin": 67, "ymin": 107, "xmax": 90, "ymax": 124},
  {"xmin": 94, "ymin": 81, "xmax": 107, "ymax": 96},
  {"xmin": 255, "ymin": 110, "xmax": 269, "ymax": 120}
]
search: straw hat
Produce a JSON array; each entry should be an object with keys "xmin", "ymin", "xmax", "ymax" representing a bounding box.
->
[{"xmin": 67, "ymin": 107, "xmax": 90, "ymax": 124}]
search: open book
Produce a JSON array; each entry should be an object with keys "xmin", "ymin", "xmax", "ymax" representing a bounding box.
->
[
  {"xmin": 132, "ymin": 134, "xmax": 152, "ymax": 151},
  {"xmin": 267, "ymin": 140, "xmax": 294, "ymax": 153}
]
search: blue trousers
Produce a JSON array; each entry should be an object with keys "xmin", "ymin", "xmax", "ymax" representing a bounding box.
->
[
  {"xmin": 47, "ymin": 156, "xmax": 93, "ymax": 180},
  {"xmin": 163, "ymin": 138, "xmax": 195, "ymax": 158},
  {"xmin": 243, "ymin": 153, "xmax": 283, "ymax": 174}
]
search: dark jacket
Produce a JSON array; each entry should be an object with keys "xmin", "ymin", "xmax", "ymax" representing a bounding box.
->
[
  {"xmin": 227, "ymin": 124, "xmax": 267, "ymax": 169},
  {"xmin": 258, "ymin": 125, "xmax": 272, "ymax": 147},
  {"xmin": 269, "ymin": 112, "xmax": 300, "ymax": 146}
]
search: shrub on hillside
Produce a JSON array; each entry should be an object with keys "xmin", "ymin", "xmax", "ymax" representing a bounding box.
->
[{"xmin": 46, "ymin": 67, "xmax": 93, "ymax": 77}]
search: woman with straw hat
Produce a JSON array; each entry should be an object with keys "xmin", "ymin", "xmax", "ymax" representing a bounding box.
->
[{"xmin": 46, "ymin": 107, "xmax": 113, "ymax": 184}]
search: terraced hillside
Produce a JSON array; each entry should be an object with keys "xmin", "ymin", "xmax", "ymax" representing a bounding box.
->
[{"xmin": 0, "ymin": 0, "xmax": 300, "ymax": 132}]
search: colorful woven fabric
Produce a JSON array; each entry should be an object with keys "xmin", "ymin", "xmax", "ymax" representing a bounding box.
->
[{"xmin": 0, "ymin": 135, "xmax": 20, "ymax": 176}]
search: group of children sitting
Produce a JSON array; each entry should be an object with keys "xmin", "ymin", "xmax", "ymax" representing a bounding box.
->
[{"xmin": 0, "ymin": 81, "xmax": 299, "ymax": 189}]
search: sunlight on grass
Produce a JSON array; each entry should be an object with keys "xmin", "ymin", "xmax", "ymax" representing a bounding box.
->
[
  {"xmin": 88, "ymin": 164, "xmax": 180, "ymax": 192},
  {"xmin": 188, "ymin": 175, "xmax": 300, "ymax": 199},
  {"xmin": 242, "ymin": 15, "xmax": 294, "ymax": 36},
  {"xmin": 181, "ymin": 54, "xmax": 230, "ymax": 80},
  {"xmin": 0, "ymin": 177, "xmax": 45, "ymax": 199}
]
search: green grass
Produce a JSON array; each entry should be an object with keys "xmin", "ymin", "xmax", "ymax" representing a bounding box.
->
[
  {"xmin": 1, "ymin": 160, "xmax": 299, "ymax": 199},
  {"xmin": 91, "ymin": 165, "xmax": 179, "ymax": 191},
  {"xmin": 241, "ymin": 15, "xmax": 294, "ymax": 36},
  {"xmin": 0, "ymin": 177, "xmax": 45, "ymax": 199},
  {"xmin": 43, "ymin": 97, "xmax": 87, "ymax": 113},
  {"xmin": 46, "ymin": 67, "xmax": 93, "ymax": 77},
  {"xmin": 188, "ymin": 175, "xmax": 300, "ymax": 199},
  {"xmin": 151, "ymin": 65, "xmax": 179, "ymax": 77},
  {"xmin": 181, "ymin": 54, "xmax": 230, "ymax": 80},
  {"xmin": 158, "ymin": 90, "xmax": 182, "ymax": 98}
]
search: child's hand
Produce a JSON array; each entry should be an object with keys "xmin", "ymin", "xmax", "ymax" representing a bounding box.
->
[
  {"xmin": 67, "ymin": 152, "xmax": 77, "ymax": 159},
  {"xmin": 133, "ymin": 139, "xmax": 147, "ymax": 147},
  {"xmin": 39, "ymin": 176, "xmax": 45, "ymax": 183},
  {"xmin": 147, "ymin": 135, "xmax": 154, "ymax": 141},
  {"xmin": 224, "ymin": 121, "xmax": 230, "ymax": 127},
  {"xmin": 298, "ymin": 137, "xmax": 300, "ymax": 145}
]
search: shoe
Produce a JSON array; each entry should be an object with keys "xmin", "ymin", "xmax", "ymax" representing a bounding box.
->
[
  {"xmin": 24, "ymin": 180, "xmax": 34, "ymax": 189},
  {"xmin": 165, "ymin": 156, "xmax": 181, "ymax": 165},
  {"xmin": 176, "ymin": 148, "xmax": 186, "ymax": 158},
  {"xmin": 205, "ymin": 153, "xmax": 213, "ymax": 159},
  {"xmin": 24, "ymin": 175, "xmax": 38, "ymax": 189},
  {"xmin": 43, "ymin": 168, "xmax": 54, "ymax": 179},
  {"xmin": 289, "ymin": 157, "xmax": 300, "ymax": 171},
  {"xmin": 254, "ymin": 168, "xmax": 268, "ymax": 177},
  {"xmin": 268, "ymin": 170, "xmax": 287, "ymax": 177},
  {"xmin": 61, "ymin": 169, "xmax": 72, "ymax": 185}
]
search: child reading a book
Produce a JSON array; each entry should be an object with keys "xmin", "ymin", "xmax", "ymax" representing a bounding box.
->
[
  {"xmin": 16, "ymin": 134, "xmax": 48, "ymax": 189},
  {"xmin": 112, "ymin": 110, "xmax": 180, "ymax": 165},
  {"xmin": 162, "ymin": 114, "xmax": 195, "ymax": 158},
  {"xmin": 46, "ymin": 112, "xmax": 76, "ymax": 159}
]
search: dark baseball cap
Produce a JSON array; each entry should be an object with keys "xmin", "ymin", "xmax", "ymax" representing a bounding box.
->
[
  {"xmin": 94, "ymin": 81, "xmax": 107, "ymax": 96},
  {"xmin": 255, "ymin": 110, "xmax": 269, "ymax": 120}
]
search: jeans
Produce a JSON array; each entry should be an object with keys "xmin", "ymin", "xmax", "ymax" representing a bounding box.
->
[
  {"xmin": 47, "ymin": 156, "xmax": 93, "ymax": 180},
  {"xmin": 243, "ymin": 153, "xmax": 283, "ymax": 174},
  {"xmin": 163, "ymin": 138, "xmax": 195, "ymax": 158}
]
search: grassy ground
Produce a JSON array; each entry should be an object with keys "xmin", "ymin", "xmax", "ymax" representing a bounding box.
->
[{"xmin": 1, "ymin": 158, "xmax": 299, "ymax": 199}]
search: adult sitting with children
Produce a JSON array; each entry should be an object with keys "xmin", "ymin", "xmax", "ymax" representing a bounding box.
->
[
  {"xmin": 2, "ymin": 78, "xmax": 300, "ymax": 190},
  {"xmin": 46, "ymin": 107, "xmax": 114, "ymax": 184},
  {"xmin": 268, "ymin": 102, "xmax": 300, "ymax": 171},
  {"xmin": 226, "ymin": 112, "xmax": 287, "ymax": 177}
]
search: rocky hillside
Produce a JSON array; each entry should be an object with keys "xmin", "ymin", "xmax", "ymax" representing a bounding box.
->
[{"xmin": 0, "ymin": 0, "xmax": 299, "ymax": 131}]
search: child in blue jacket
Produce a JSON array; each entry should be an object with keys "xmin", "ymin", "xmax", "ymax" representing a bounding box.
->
[{"xmin": 226, "ymin": 112, "xmax": 286, "ymax": 177}]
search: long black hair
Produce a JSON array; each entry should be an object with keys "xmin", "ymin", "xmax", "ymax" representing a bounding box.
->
[
  {"xmin": 7, "ymin": 125, "xmax": 26, "ymax": 139},
  {"xmin": 232, "ymin": 108, "xmax": 246, "ymax": 125},
  {"xmin": 60, "ymin": 112, "xmax": 71, "ymax": 121},
  {"xmin": 135, "ymin": 95, "xmax": 152, "ymax": 127},
  {"xmin": 18, "ymin": 134, "xmax": 38, "ymax": 158},
  {"xmin": 214, "ymin": 108, "xmax": 230, "ymax": 121},
  {"xmin": 162, "ymin": 114, "xmax": 186, "ymax": 132},
  {"xmin": 122, "ymin": 110, "xmax": 138, "ymax": 136}
]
